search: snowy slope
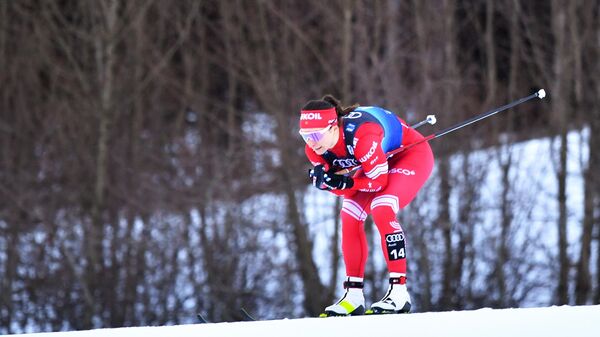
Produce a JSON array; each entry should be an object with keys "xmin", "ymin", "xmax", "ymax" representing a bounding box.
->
[{"xmin": 17, "ymin": 305, "xmax": 600, "ymax": 337}]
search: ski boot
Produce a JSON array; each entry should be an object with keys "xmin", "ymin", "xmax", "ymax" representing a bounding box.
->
[
  {"xmin": 320, "ymin": 277, "xmax": 365, "ymax": 317},
  {"xmin": 368, "ymin": 275, "xmax": 411, "ymax": 314}
]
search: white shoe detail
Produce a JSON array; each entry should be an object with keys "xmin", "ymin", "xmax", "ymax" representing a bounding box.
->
[
  {"xmin": 324, "ymin": 287, "xmax": 365, "ymax": 316},
  {"xmin": 370, "ymin": 283, "xmax": 411, "ymax": 313}
]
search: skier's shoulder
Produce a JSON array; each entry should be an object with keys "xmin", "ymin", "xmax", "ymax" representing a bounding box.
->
[{"xmin": 353, "ymin": 121, "xmax": 384, "ymax": 141}]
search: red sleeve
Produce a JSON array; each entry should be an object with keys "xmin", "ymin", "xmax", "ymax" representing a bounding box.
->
[{"xmin": 349, "ymin": 123, "xmax": 389, "ymax": 192}]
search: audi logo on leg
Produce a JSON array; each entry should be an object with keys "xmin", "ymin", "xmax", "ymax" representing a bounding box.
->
[{"xmin": 386, "ymin": 233, "xmax": 405, "ymax": 243}]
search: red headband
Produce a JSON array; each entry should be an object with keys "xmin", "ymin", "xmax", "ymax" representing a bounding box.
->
[{"xmin": 299, "ymin": 107, "xmax": 337, "ymax": 129}]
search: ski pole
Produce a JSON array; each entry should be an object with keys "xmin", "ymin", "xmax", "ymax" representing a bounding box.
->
[
  {"xmin": 411, "ymin": 114, "xmax": 437, "ymax": 129},
  {"xmin": 336, "ymin": 89, "xmax": 546, "ymax": 175}
]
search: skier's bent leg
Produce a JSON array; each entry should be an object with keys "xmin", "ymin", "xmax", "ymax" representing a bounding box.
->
[
  {"xmin": 369, "ymin": 198, "xmax": 411, "ymax": 313},
  {"xmin": 321, "ymin": 200, "xmax": 369, "ymax": 317},
  {"xmin": 341, "ymin": 199, "xmax": 369, "ymax": 277}
]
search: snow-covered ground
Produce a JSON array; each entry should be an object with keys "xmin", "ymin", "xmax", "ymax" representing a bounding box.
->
[{"xmin": 15, "ymin": 305, "xmax": 600, "ymax": 337}]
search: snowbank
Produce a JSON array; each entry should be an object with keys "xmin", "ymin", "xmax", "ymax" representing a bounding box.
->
[{"xmin": 17, "ymin": 305, "xmax": 599, "ymax": 337}]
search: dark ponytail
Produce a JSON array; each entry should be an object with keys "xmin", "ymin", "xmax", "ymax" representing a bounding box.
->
[{"xmin": 322, "ymin": 94, "xmax": 359, "ymax": 117}]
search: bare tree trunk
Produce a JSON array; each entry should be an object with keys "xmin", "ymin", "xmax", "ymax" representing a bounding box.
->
[
  {"xmin": 455, "ymin": 153, "xmax": 473, "ymax": 309},
  {"xmin": 551, "ymin": 0, "xmax": 570, "ymax": 305},
  {"xmin": 591, "ymin": 4, "xmax": 600, "ymax": 304},
  {"xmin": 220, "ymin": 1, "xmax": 239, "ymax": 157},
  {"xmin": 577, "ymin": 149, "xmax": 594, "ymax": 304},
  {"xmin": 438, "ymin": 156, "xmax": 454, "ymax": 309},
  {"xmin": 508, "ymin": 0, "xmax": 521, "ymax": 99},
  {"xmin": 285, "ymin": 181, "xmax": 328, "ymax": 315},
  {"xmin": 494, "ymin": 0, "xmax": 521, "ymax": 307},
  {"xmin": 595, "ymin": 7, "xmax": 600, "ymax": 303},
  {"xmin": 256, "ymin": 2, "xmax": 328, "ymax": 316},
  {"xmin": 555, "ymin": 64, "xmax": 570, "ymax": 306},
  {"xmin": 0, "ymin": 1, "xmax": 13, "ymax": 332},
  {"xmin": 413, "ymin": 0, "xmax": 432, "ymax": 96},
  {"xmin": 83, "ymin": 0, "xmax": 120, "ymax": 327},
  {"xmin": 497, "ymin": 150, "xmax": 513, "ymax": 306},
  {"xmin": 438, "ymin": 0, "xmax": 459, "ymax": 310},
  {"xmin": 484, "ymin": 0, "xmax": 496, "ymax": 104},
  {"xmin": 341, "ymin": 0, "xmax": 354, "ymax": 102},
  {"xmin": 415, "ymin": 229, "xmax": 433, "ymax": 311},
  {"xmin": 1, "ymin": 229, "xmax": 18, "ymax": 334},
  {"xmin": 573, "ymin": 0, "xmax": 593, "ymax": 305}
]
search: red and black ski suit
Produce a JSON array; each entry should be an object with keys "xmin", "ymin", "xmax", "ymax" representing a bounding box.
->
[{"xmin": 305, "ymin": 107, "xmax": 434, "ymax": 278}]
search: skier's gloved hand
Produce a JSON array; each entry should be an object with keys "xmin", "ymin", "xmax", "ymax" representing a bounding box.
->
[
  {"xmin": 323, "ymin": 172, "xmax": 354, "ymax": 190},
  {"xmin": 308, "ymin": 164, "xmax": 330, "ymax": 190}
]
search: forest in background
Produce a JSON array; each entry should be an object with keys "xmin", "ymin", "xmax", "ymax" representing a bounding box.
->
[{"xmin": 1, "ymin": 0, "xmax": 599, "ymax": 333}]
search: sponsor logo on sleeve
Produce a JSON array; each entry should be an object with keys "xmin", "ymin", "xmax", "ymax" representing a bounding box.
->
[
  {"xmin": 359, "ymin": 187, "xmax": 382, "ymax": 192},
  {"xmin": 359, "ymin": 141, "xmax": 378, "ymax": 162},
  {"xmin": 389, "ymin": 168, "xmax": 416, "ymax": 176},
  {"xmin": 333, "ymin": 158, "xmax": 360, "ymax": 168}
]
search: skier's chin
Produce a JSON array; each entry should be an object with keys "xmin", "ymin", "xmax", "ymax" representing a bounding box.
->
[{"xmin": 313, "ymin": 146, "xmax": 327, "ymax": 155}]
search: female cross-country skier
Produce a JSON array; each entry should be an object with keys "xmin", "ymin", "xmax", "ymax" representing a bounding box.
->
[{"xmin": 299, "ymin": 95, "xmax": 434, "ymax": 316}]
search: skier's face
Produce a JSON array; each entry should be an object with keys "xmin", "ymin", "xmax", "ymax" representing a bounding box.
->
[{"xmin": 299, "ymin": 124, "xmax": 339, "ymax": 155}]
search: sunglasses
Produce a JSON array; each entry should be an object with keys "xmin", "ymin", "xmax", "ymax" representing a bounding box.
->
[{"xmin": 298, "ymin": 124, "xmax": 333, "ymax": 143}]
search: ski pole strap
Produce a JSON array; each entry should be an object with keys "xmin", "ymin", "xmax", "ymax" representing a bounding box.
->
[
  {"xmin": 343, "ymin": 281, "xmax": 364, "ymax": 289},
  {"xmin": 390, "ymin": 276, "xmax": 407, "ymax": 285}
]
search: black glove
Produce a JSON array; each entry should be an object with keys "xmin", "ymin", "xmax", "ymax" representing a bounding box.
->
[
  {"xmin": 322, "ymin": 171, "xmax": 354, "ymax": 190},
  {"xmin": 308, "ymin": 164, "xmax": 330, "ymax": 190}
]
